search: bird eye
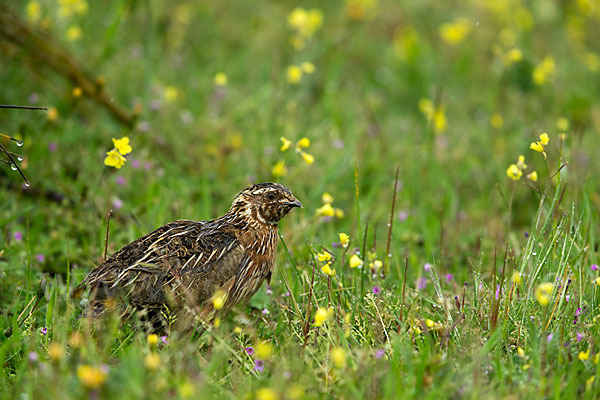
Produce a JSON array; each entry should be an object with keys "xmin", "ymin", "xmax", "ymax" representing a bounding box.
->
[{"xmin": 266, "ymin": 192, "xmax": 276, "ymax": 201}]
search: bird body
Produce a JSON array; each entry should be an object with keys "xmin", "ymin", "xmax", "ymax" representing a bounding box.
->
[{"xmin": 74, "ymin": 183, "xmax": 301, "ymax": 331}]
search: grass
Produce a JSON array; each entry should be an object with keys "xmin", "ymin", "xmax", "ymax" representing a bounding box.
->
[{"xmin": 1, "ymin": 0, "xmax": 600, "ymax": 398}]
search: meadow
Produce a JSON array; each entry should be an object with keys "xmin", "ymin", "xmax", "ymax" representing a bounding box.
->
[{"xmin": 1, "ymin": 0, "xmax": 600, "ymax": 398}]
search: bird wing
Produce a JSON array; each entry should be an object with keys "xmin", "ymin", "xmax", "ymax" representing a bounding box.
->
[{"xmin": 76, "ymin": 219, "xmax": 248, "ymax": 309}]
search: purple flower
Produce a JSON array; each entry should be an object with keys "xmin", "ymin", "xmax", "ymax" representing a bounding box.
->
[
  {"xmin": 575, "ymin": 307, "xmax": 581, "ymax": 317},
  {"xmin": 495, "ymin": 284, "xmax": 500, "ymax": 300},
  {"xmin": 372, "ymin": 286, "xmax": 381, "ymax": 295},
  {"xmin": 161, "ymin": 336, "xmax": 169, "ymax": 345},
  {"xmin": 13, "ymin": 231, "xmax": 23, "ymax": 242},
  {"xmin": 112, "ymin": 198, "xmax": 123, "ymax": 210},
  {"xmin": 591, "ymin": 264, "xmax": 598, "ymax": 271},
  {"xmin": 576, "ymin": 332, "xmax": 583, "ymax": 342},
  {"xmin": 245, "ymin": 347, "xmax": 254, "ymax": 356},
  {"xmin": 285, "ymin": 291, "xmax": 290, "ymax": 297},
  {"xmin": 131, "ymin": 159, "xmax": 141, "ymax": 169},
  {"xmin": 524, "ymin": 231, "xmax": 529, "ymax": 238},
  {"xmin": 424, "ymin": 263, "xmax": 432, "ymax": 272},
  {"xmin": 115, "ymin": 176, "xmax": 126, "ymax": 186},
  {"xmin": 416, "ymin": 277, "xmax": 427, "ymax": 290},
  {"xmin": 40, "ymin": 327, "xmax": 47, "ymax": 336},
  {"xmin": 375, "ymin": 349, "xmax": 385, "ymax": 359},
  {"xmin": 398, "ymin": 210, "xmax": 408, "ymax": 222},
  {"xmin": 48, "ymin": 142, "xmax": 58, "ymax": 152},
  {"xmin": 28, "ymin": 351, "xmax": 39, "ymax": 363},
  {"xmin": 254, "ymin": 359, "xmax": 265, "ymax": 373},
  {"xmin": 262, "ymin": 308, "xmax": 269, "ymax": 315},
  {"xmin": 266, "ymin": 287, "xmax": 273, "ymax": 296},
  {"xmin": 445, "ymin": 274, "xmax": 453, "ymax": 282},
  {"xmin": 565, "ymin": 294, "xmax": 570, "ymax": 302},
  {"xmin": 35, "ymin": 254, "xmax": 45, "ymax": 263},
  {"xmin": 547, "ymin": 333, "xmax": 553, "ymax": 342}
]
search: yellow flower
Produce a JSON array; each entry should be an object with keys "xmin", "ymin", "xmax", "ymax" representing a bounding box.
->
[
  {"xmin": 301, "ymin": 62, "xmax": 315, "ymax": 74},
  {"xmin": 296, "ymin": 137, "xmax": 310, "ymax": 149},
  {"xmin": 48, "ymin": 342, "xmax": 65, "ymax": 362},
  {"xmin": 517, "ymin": 347, "xmax": 525, "ymax": 357},
  {"xmin": 433, "ymin": 108, "xmax": 447, "ymax": 134},
  {"xmin": 27, "ymin": 1, "xmax": 41, "ymax": 23},
  {"xmin": 147, "ymin": 334, "xmax": 159, "ymax": 346},
  {"xmin": 300, "ymin": 152, "xmax": 314, "ymax": 164},
  {"xmin": 418, "ymin": 98, "xmax": 434, "ymax": 119},
  {"xmin": 587, "ymin": 376, "xmax": 595, "ymax": 391},
  {"xmin": 69, "ymin": 332, "xmax": 83, "ymax": 348},
  {"xmin": 516, "ymin": 155, "xmax": 527, "ymax": 170},
  {"xmin": 535, "ymin": 283, "xmax": 553, "ymax": 306},
  {"xmin": 425, "ymin": 319, "xmax": 435, "ymax": 328},
  {"xmin": 330, "ymin": 347, "xmax": 347, "ymax": 368},
  {"xmin": 233, "ymin": 326, "xmax": 242, "ymax": 334},
  {"xmin": 256, "ymin": 388, "xmax": 279, "ymax": 400},
  {"xmin": 527, "ymin": 171, "xmax": 538, "ymax": 182},
  {"xmin": 280, "ymin": 136, "xmax": 292, "ymax": 151},
  {"xmin": 533, "ymin": 56, "xmax": 556, "ymax": 85},
  {"xmin": 317, "ymin": 252, "xmax": 332, "ymax": 262},
  {"xmin": 211, "ymin": 289, "xmax": 226, "ymax": 310},
  {"xmin": 339, "ymin": 233, "xmax": 349, "ymax": 248},
  {"xmin": 321, "ymin": 192, "xmax": 334, "ymax": 204},
  {"xmin": 556, "ymin": 118, "xmax": 569, "ymax": 132},
  {"xmin": 504, "ymin": 48, "xmax": 523, "ymax": 65},
  {"xmin": 163, "ymin": 86, "xmax": 178, "ymax": 102},
  {"xmin": 145, "ymin": 353, "xmax": 161, "ymax": 370},
  {"xmin": 349, "ymin": 254, "xmax": 364, "ymax": 269},
  {"xmin": 314, "ymin": 307, "xmax": 333, "ymax": 326},
  {"xmin": 579, "ymin": 349, "xmax": 590, "ymax": 361},
  {"xmin": 595, "ymin": 353, "xmax": 599, "ymax": 364},
  {"xmin": 213, "ymin": 316, "xmax": 221, "ymax": 327},
  {"xmin": 316, "ymin": 203, "xmax": 335, "ymax": 217},
  {"xmin": 321, "ymin": 263, "xmax": 336, "ymax": 277},
  {"xmin": 530, "ymin": 133, "xmax": 549, "ymax": 158},
  {"xmin": 522, "ymin": 363, "xmax": 530, "ymax": 370},
  {"xmin": 286, "ymin": 385, "xmax": 304, "ymax": 400},
  {"xmin": 370, "ymin": 260, "xmax": 383, "ymax": 270},
  {"xmin": 490, "ymin": 113, "xmax": 504, "ymax": 129},
  {"xmin": 334, "ymin": 208, "xmax": 344, "ymax": 218},
  {"xmin": 66, "ymin": 26, "xmax": 82, "ymax": 41},
  {"xmin": 595, "ymin": 277, "xmax": 600, "ymax": 286},
  {"xmin": 530, "ymin": 142, "xmax": 544, "ymax": 153},
  {"xmin": 47, "ymin": 107, "xmax": 58, "ymax": 121},
  {"xmin": 72, "ymin": 86, "xmax": 82, "ymax": 98},
  {"xmin": 104, "ymin": 150, "xmax": 126, "ymax": 169},
  {"xmin": 271, "ymin": 160, "xmax": 287, "ymax": 177},
  {"xmin": 286, "ymin": 65, "xmax": 302, "ymax": 84},
  {"xmin": 287, "ymin": 8, "xmax": 323, "ymax": 38},
  {"xmin": 112, "ymin": 137, "xmax": 132, "ymax": 155},
  {"xmin": 584, "ymin": 52, "xmax": 600, "ymax": 72},
  {"xmin": 77, "ymin": 365, "xmax": 107, "ymax": 389},
  {"xmin": 539, "ymin": 133, "xmax": 549, "ymax": 145},
  {"xmin": 256, "ymin": 341, "xmax": 273, "ymax": 360},
  {"xmin": 511, "ymin": 271, "xmax": 522, "ymax": 285},
  {"xmin": 439, "ymin": 18, "xmax": 472, "ymax": 44},
  {"xmin": 506, "ymin": 164, "xmax": 522, "ymax": 181},
  {"xmin": 213, "ymin": 72, "xmax": 227, "ymax": 86}
]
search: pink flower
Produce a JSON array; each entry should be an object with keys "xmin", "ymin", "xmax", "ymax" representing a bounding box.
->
[
  {"xmin": 48, "ymin": 142, "xmax": 58, "ymax": 152},
  {"xmin": 13, "ymin": 231, "xmax": 23, "ymax": 242},
  {"xmin": 254, "ymin": 359, "xmax": 265, "ymax": 373},
  {"xmin": 112, "ymin": 198, "xmax": 123, "ymax": 210},
  {"xmin": 424, "ymin": 263, "xmax": 432, "ymax": 272},
  {"xmin": 372, "ymin": 286, "xmax": 381, "ymax": 295},
  {"xmin": 36, "ymin": 254, "xmax": 45, "ymax": 263},
  {"xmin": 547, "ymin": 333, "xmax": 553, "ymax": 342},
  {"xmin": 576, "ymin": 332, "xmax": 583, "ymax": 342},
  {"xmin": 245, "ymin": 347, "xmax": 254, "ymax": 356},
  {"xmin": 40, "ymin": 327, "xmax": 47, "ymax": 335},
  {"xmin": 115, "ymin": 176, "xmax": 126, "ymax": 185},
  {"xmin": 416, "ymin": 277, "xmax": 427, "ymax": 290},
  {"xmin": 445, "ymin": 274, "xmax": 453, "ymax": 282},
  {"xmin": 591, "ymin": 264, "xmax": 598, "ymax": 271},
  {"xmin": 375, "ymin": 349, "xmax": 385, "ymax": 359},
  {"xmin": 161, "ymin": 336, "xmax": 169, "ymax": 345}
]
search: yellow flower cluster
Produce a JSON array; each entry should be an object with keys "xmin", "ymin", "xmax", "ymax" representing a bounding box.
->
[
  {"xmin": 287, "ymin": 8, "xmax": 323, "ymax": 50},
  {"xmin": 530, "ymin": 132, "xmax": 549, "ymax": 159},
  {"xmin": 314, "ymin": 306, "xmax": 333, "ymax": 326},
  {"xmin": 419, "ymin": 98, "xmax": 447, "ymax": 134},
  {"xmin": 26, "ymin": 1, "xmax": 41, "ymax": 23},
  {"xmin": 535, "ymin": 282, "xmax": 553, "ymax": 306},
  {"xmin": 439, "ymin": 18, "xmax": 472, "ymax": 44},
  {"xmin": 104, "ymin": 137, "xmax": 132, "ymax": 169},
  {"xmin": 286, "ymin": 62, "xmax": 315, "ymax": 84},
  {"xmin": 277, "ymin": 136, "xmax": 314, "ymax": 169},
  {"xmin": 318, "ymin": 251, "xmax": 336, "ymax": 277},
  {"xmin": 58, "ymin": 0, "xmax": 88, "ymax": 17},
  {"xmin": 506, "ymin": 155, "xmax": 537, "ymax": 182},
  {"xmin": 315, "ymin": 192, "xmax": 344, "ymax": 219},
  {"xmin": 533, "ymin": 56, "xmax": 556, "ymax": 85},
  {"xmin": 367, "ymin": 251, "xmax": 383, "ymax": 271},
  {"xmin": 330, "ymin": 347, "xmax": 347, "ymax": 368},
  {"xmin": 77, "ymin": 365, "xmax": 107, "ymax": 389}
]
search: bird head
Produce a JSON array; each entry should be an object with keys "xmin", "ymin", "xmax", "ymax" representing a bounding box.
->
[{"xmin": 230, "ymin": 183, "xmax": 302, "ymax": 226}]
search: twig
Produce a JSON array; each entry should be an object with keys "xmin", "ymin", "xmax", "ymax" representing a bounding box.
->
[
  {"xmin": 103, "ymin": 209, "xmax": 112, "ymax": 262},
  {"xmin": 0, "ymin": 105, "xmax": 47, "ymax": 110},
  {"xmin": 383, "ymin": 167, "xmax": 399, "ymax": 277}
]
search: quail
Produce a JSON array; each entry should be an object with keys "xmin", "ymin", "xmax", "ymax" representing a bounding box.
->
[{"xmin": 73, "ymin": 182, "xmax": 302, "ymax": 331}]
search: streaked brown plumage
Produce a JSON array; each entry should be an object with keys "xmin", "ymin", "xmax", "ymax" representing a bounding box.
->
[{"xmin": 74, "ymin": 182, "xmax": 301, "ymax": 331}]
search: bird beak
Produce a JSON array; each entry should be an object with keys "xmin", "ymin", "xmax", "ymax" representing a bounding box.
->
[{"xmin": 283, "ymin": 198, "xmax": 303, "ymax": 208}]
